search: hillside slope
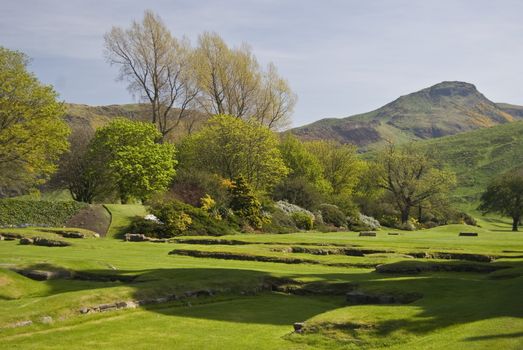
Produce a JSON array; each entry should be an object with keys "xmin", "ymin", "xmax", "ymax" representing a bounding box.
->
[
  {"xmin": 418, "ymin": 120, "xmax": 523, "ymax": 203},
  {"xmin": 64, "ymin": 103, "xmax": 207, "ymax": 139},
  {"xmin": 291, "ymin": 81, "xmax": 523, "ymax": 150}
]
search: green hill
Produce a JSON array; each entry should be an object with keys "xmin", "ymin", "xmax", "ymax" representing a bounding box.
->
[
  {"xmin": 64, "ymin": 103, "xmax": 207, "ymax": 140},
  {"xmin": 291, "ymin": 81, "xmax": 523, "ymax": 151},
  {"xmin": 418, "ymin": 121, "xmax": 523, "ymax": 205}
]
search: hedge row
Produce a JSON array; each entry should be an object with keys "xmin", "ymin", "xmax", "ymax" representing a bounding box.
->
[{"xmin": 0, "ymin": 199, "xmax": 87, "ymax": 226}]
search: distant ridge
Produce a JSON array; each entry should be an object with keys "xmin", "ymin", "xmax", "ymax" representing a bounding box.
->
[{"xmin": 290, "ymin": 81, "xmax": 523, "ymax": 150}]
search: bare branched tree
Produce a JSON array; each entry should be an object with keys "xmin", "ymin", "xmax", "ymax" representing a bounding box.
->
[
  {"xmin": 193, "ymin": 32, "xmax": 295, "ymax": 130},
  {"xmin": 104, "ymin": 10, "xmax": 198, "ymax": 139},
  {"xmin": 254, "ymin": 63, "xmax": 296, "ymax": 130}
]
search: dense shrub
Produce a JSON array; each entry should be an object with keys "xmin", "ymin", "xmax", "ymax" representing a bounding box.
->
[
  {"xmin": 228, "ymin": 176, "xmax": 264, "ymax": 229},
  {"xmin": 318, "ymin": 203, "xmax": 346, "ymax": 227},
  {"xmin": 0, "ymin": 199, "xmax": 87, "ymax": 226},
  {"xmin": 144, "ymin": 200, "xmax": 238, "ymax": 237},
  {"xmin": 272, "ymin": 177, "xmax": 323, "ymax": 210},
  {"xmin": 456, "ymin": 212, "xmax": 478, "ymax": 226},
  {"xmin": 292, "ymin": 211, "xmax": 314, "ymax": 230},
  {"xmin": 127, "ymin": 217, "xmax": 169, "ymax": 238},
  {"xmin": 170, "ymin": 170, "xmax": 229, "ymax": 207},
  {"xmin": 378, "ymin": 214, "xmax": 400, "ymax": 228},
  {"xmin": 359, "ymin": 213, "xmax": 381, "ymax": 230},
  {"xmin": 261, "ymin": 207, "xmax": 297, "ymax": 234},
  {"xmin": 348, "ymin": 213, "xmax": 382, "ymax": 231}
]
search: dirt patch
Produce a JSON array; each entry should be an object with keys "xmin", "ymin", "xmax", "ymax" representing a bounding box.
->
[{"xmin": 65, "ymin": 205, "xmax": 111, "ymax": 236}]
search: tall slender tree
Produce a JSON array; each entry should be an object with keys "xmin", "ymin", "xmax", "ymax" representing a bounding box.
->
[
  {"xmin": 193, "ymin": 32, "xmax": 295, "ymax": 130},
  {"xmin": 104, "ymin": 10, "xmax": 199, "ymax": 139}
]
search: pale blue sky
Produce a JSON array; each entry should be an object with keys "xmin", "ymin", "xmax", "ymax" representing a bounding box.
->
[{"xmin": 2, "ymin": 0, "xmax": 523, "ymax": 127}]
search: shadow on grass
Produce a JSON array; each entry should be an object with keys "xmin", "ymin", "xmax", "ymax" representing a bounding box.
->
[
  {"xmin": 15, "ymin": 260, "xmax": 523, "ymax": 341},
  {"xmin": 464, "ymin": 331, "xmax": 523, "ymax": 341}
]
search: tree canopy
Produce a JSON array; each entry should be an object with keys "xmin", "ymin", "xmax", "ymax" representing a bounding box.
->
[
  {"xmin": 479, "ymin": 169, "xmax": 523, "ymax": 231},
  {"xmin": 374, "ymin": 143, "xmax": 456, "ymax": 223},
  {"xmin": 0, "ymin": 47, "xmax": 69, "ymax": 196},
  {"xmin": 179, "ymin": 114, "xmax": 288, "ymax": 191},
  {"xmin": 305, "ymin": 140, "xmax": 366, "ymax": 196},
  {"xmin": 89, "ymin": 118, "xmax": 177, "ymax": 203}
]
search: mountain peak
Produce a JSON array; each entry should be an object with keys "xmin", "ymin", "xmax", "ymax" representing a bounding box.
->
[
  {"xmin": 291, "ymin": 81, "xmax": 523, "ymax": 150},
  {"xmin": 426, "ymin": 81, "xmax": 479, "ymax": 98}
]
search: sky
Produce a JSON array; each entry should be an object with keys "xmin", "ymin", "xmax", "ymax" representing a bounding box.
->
[{"xmin": 2, "ymin": 0, "xmax": 523, "ymax": 127}]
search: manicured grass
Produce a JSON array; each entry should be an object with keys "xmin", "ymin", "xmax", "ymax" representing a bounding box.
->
[
  {"xmin": 104, "ymin": 204, "xmax": 148, "ymax": 238},
  {"xmin": 1, "ymin": 209, "xmax": 522, "ymax": 349}
]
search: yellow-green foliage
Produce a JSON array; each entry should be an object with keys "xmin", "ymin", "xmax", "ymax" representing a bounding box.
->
[
  {"xmin": 179, "ymin": 114, "xmax": 288, "ymax": 191},
  {"xmin": 89, "ymin": 118, "xmax": 177, "ymax": 202},
  {"xmin": 0, "ymin": 47, "xmax": 69, "ymax": 191}
]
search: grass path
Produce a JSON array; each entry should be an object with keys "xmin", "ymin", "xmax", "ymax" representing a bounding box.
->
[{"xmin": 103, "ymin": 204, "xmax": 147, "ymax": 238}]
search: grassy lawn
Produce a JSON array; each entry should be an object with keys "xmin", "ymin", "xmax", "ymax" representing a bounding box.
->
[
  {"xmin": 0, "ymin": 208, "xmax": 522, "ymax": 349},
  {"xmin": 103, "ymin": 204, "xmax": 148, "ymax": 238}
]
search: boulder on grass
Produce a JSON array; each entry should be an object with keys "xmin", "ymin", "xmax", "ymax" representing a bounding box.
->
[
  {"xmin": 293, "ymin": 322, "xmax": 305, "ymax": 333},
  {"xmin": 459, "ymin": 232, "xmax": 478, "ymax": 237},
  {"xmin": 19, "ymin": 237, "xmax": 34, "ymax": 245},
  {"xmin": 15, "ymin": 268, "xmax": 72, "ymax": 281},
  {"xmin": 359, "ymin": 231, "xmax": 376, "ymax": 237},
  {"xmin": 124, "ymin": 233, "xmax": 151, "ymax": 242},
  {"xmin": 40, "ymin": 316, "xmax": 53, "ymax": 324},
  {"xmin": 58, "ymin": 231, "xmax": 85, "ymax": 239},
  {"xmin": 33, "ymin": 237, "xmax": 71, "ymax": 247},
  {"xmin": 3, "ymin": 232, "xmax": 22, "ymax": 239}
]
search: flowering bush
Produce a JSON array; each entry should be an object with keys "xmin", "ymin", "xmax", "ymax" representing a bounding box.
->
[
  {"xmin": 348, "ymin": 213, "xmax": 381, "ymax": 231},
  {"xmin": 358, "ymin": 213, "xmax": 381, "ymax": 230},
  {"xmin": 275, "ymin": 200, "xmax": 314, "ymax": 219}
]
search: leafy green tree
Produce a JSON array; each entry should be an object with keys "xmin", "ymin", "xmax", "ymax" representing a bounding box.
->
[
  {"xmin": 305, "ymin": 140, "xmax": 366, "ymax": 196},
  {"xmin": 479, "ymin": 169, "xmax": 523, "ymax": 231},
  {"xmin": 278, "ymin": 134, "xmax": 325, "ymax": 187},
  {"xmin": 374, "ymin": 143, "xmax": 456, "ymax": 223},
  {"xmin": 89, "ymin": 119, "xmax": 177, "ymax": 203},
  {"xmin": 228, "ymin": 175, "xmax": 263, "ymax": 228},
  {"xmin": 273, "ymin": 177, "xmax": 323, "ymax": 210},
  {"xmin": 179, "ymin": 114, "xmax": 288, "ymax": 191},
  {"xmin": 0, "ymin": 47, "xmax": 69, "ymax": 195}
]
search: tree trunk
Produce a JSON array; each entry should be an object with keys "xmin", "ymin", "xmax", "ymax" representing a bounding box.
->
[
  {"xmin": 513, "ymin": 215, "xmax": 520, "ymax": 232},
  {"xmin": 401, "ymin": 206, "xmax": 410, "ymax": 224}
]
